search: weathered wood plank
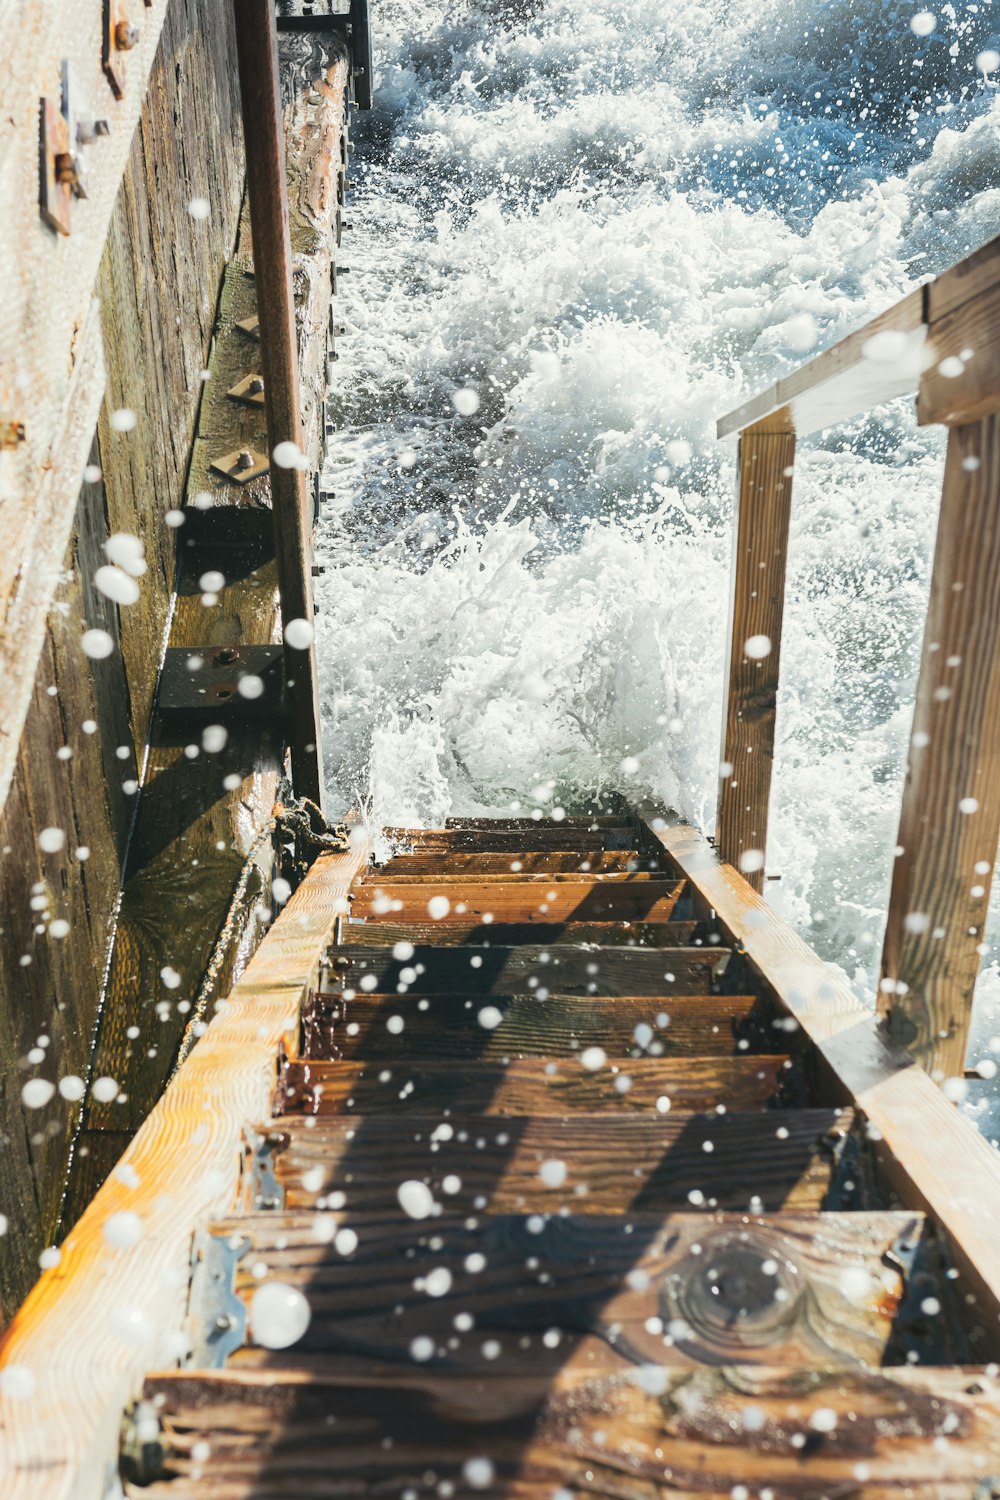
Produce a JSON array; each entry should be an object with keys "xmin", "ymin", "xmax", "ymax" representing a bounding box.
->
[
  {"xmin": 717, "ymin": 288, "xmax": 926, "ymax": 439},
  {"xmin": 303, "ymin": 991, "xmax": 777, "ymax": 1061},
  {"xmin": 371, "ymin": 851, "xmax": 665, "ymax": 875},
  {"xmin": 381, "ymin": 826, "xmax": 641, "ymax": 851},
  {"xmin": 277, "ymin": 1055, "xmax": 796, "ymax": 1115},
  {"xmin": 927, "ymin": 232, "xmax": 1000, "ymax": 322},
  {"xmin": 716, "ymin": 423, "xmax": 796, "ymax": 889},
  {"xmin": 0, "ymin": 848, "xmax": 366, "ymax": 1500},
  {"xmin": 327, "ymin": 943, "xmax": 727, "ymax": 996},
  {"xmin": 343, "ymin": 920, "xmax": 700, "ymax": 947},
  {"xmin": 652, "ymin": 817, "xmax": 1000, "ymax": 1339},
  {"xmin": 130, "ymin": 1363, "xmax": 1000, "ymax": 1499},
  {"xmin": 350, "ymin": 880, "xmax": 684, "ymax": 922},
  {"xmin": 267, "ymin": 1108, "xmax": 858, "ymax": 1215},
  {"xmin": 921, "ymin": 275, "xmax": 1000, "ymax": 425},
  {"xmin": 879, "ymin": 415, "xmax": 1000, "ymax": 1077},
  {"xmin": 207, "ymin": 1210, "xmax": 941, "ymax": 1373}
]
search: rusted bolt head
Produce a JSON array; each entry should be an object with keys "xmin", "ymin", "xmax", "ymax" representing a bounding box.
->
[
  {"xmin": 248, "ymin": 377, "xmax": 264, "ymax": 395},
  {"xmin": 235, "ymin": 449, "xmax": 254, "ymax": 471},
  {"xmin": 115, "ymin": 20, "xmax": 140, "ymax": 50},
  {"xmin": 54, "ymin": 152, "xmax": 78, "ymax": 186},
  {"xmin": 214, "ymin": 648, "xmax": 238, "ymax": 665}
]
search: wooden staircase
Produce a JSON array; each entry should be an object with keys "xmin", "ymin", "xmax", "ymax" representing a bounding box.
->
[{"xmin": 109, "ymin": 814, "xmax": 1000, "ymax": 1496}]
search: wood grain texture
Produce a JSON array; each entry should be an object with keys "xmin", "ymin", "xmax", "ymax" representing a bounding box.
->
[
  {"xmin": 880, "ymin": 416, "xmax": 1000, "ymax": 1076},
  {"xmin": 277, "ymin": 1055, "xmax": 795, "ymax": 1115},
  {"xmin": 920, "ymin": 275, "xmax": 1000, "ymax": 425},
  {"xmin": 303, "ymin": 991, "xmax": 777, "ymax": 1061},
  {"xmin": 267, "ymin": 1108, "xmax": 857, "ymax": 1215},
  {"xmin": 326, "ymin": 943, "xmax": 726, "ymax": 996},
  {"xmin": 210, "ymin": 1209, "xmax": 939, "ymax": 1373},
  {"xmin": 350, "ymin": 880, "xmax": 684, "ymax": 922},
  {"xmin": 381, "ymin": 826, "xmax": 641, "ymax": 851},
  {"xmin": 927, "ymin": 231, "xmax": 1000, "ymax": 322},
  {"xmin": 0, "ymin": 847, "xmax": 366, "ymax": 1500},
  {"xmin": 371, "ymin": 851, "xmax": 665, "ymax": 875},
  {"xmin": 717, "ymin": 287, "xmax": 927, "ymax": 438},
  {"xmin": 342, "ymin": 919, "xmax": 701, "ymax": 947},
  {"xmin": 131, "ymin": 1362, "xmax": 1000, "ymax": 1499},
  {"xmin": 64, "ymin": 40, "xmax": 350, "ymax": 1223},
  {"xmin": 653, "ymin": 816, "xmax": 1000, "ymax": 1343},
  {"xmin": 716, "ymin": 423, "xmax": 796, "ymax": 889}
]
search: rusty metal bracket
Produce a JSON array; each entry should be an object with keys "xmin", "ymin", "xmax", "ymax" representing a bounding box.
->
[
  {"xmin": 158, "ymin": 645, "xmax": 286, "ymax": 717},
  {"xmin": 227, "ymin": 373, "xmax": 266, "ymax": 408},
  {"xmin": 187, "ymin": 1229, "xmax": 250, "ymax": 1367},
  {"xmin": 103, "ymin": 0, "xmax": 140, "ymax": 99},
  {"xmin": 39, "ymin": 97, "xmax": 74, "ymax": 235},
  {"xmin": 210, "ymin": 446, "xmax": 270, "ymax": 483}
]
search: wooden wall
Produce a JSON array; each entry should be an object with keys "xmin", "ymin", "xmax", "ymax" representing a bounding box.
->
[{"xmin": 0, "ymin": 0, "xmax": 245, "ymax": 1323}]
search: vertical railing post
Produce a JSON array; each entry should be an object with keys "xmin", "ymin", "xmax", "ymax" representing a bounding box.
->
[
  {"xmin": 880, "ymin": 414, "xmax": 1000, "ymax": 1078},
  {"xmin": 716, "ymin": 415, "xmax": 797, "ymax": 890},
  {"xmin": 232, "ymin": 0, "xmax": 324, "ymax": 807}
]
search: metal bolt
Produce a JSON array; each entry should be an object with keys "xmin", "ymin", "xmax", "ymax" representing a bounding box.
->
[
  {"xmin": 54, "ymin": 152, "xmax": 78, "ymax": 186},
  {"xmin": 214, "ymin": 1313, "xmax": 235, "ymax": 1332},
  {"xmin": 115, "ymin": 21, "xmax": 140, "ymax": 49},
  {"xmin": 235, "ymin": 449, "xmax": 254, "ymax": 471},
  {"xmin": 248, "ymin": 377, "xmax": 264, "ymax": 395}
]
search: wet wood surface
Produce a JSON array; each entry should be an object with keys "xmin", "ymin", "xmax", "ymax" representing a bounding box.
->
[
  {"xmin": 0, "ymin": 848, "xmax": 366, "ymax": 1500},
  {"xmin": 131, "ymin": 1362, "xmax": 1000, "ymax": 1499},
  {"xmin": 880, "ymin": 414, "xmax": 1000, "ymax": 1076},
  {"xmin": 63, "ymin": 41, "xmax": 350, "ymax": 1227},
  {"xmin": 303, "ymin": 991, "xmax": 777, "ymax": 1060},
  {"xmin": 350, "ymin": 878, "xmax": 684, "ymax": 922},
  {"xmin": 715, "ymin": 422, "xmax": 796, "ymax": 890},
  {"xmin": 277, "ymin": 1054, "xmax": 796, "ymax": 1115},
  {"xmin": 343, "ymin": 918, "xmax": 701, "ymax": 946},
  {"xmin": 210, "ymin": 1209, "xmax": 938, "ymax": 1374},
  {"xmin": 371, "ymin": 851, "xmax": 666, "ymax": 875},
  {"xmin": 326, "ymin": 943, "xmax": 725, "ymax": 996},
  {"xmin": 267, "ymin": 1108, "xmax": 856, "ymax": 1216}
]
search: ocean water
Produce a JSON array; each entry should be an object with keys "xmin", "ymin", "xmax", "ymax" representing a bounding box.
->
[{"xmin": 315, "ymin": 0, "xmax": 1000, "ymax": 1073}]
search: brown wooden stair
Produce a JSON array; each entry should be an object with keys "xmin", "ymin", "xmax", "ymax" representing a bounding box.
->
[{"xmin": 109, "ymin": 815, "xmax": 1000, "ymax": 1497}]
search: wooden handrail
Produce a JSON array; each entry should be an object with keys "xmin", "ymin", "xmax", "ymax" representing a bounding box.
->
[
  {"xmin": 0, "ymin": 840, "xmax": 368, "ymax": 1500},
  {"xmin": 715, "ymin": 232, "xmax": 1000, "ymax": 1080},
  {"xmin": 649, "ymin": 816, "xmax": 1000, "ymax": 1323}
]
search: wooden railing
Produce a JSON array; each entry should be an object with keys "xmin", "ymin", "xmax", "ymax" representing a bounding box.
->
[{"xmin": 716, "ymin": 235, "xmax": 1000, "ymax": 1080}]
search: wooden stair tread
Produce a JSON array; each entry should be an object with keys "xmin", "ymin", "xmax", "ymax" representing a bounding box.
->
[
  {"xmin": 349, "ymin": 878, "xmax": 684, "ymax": 921},
  {"xmin": 277, "ymin": 1055, "xmax": 799, "ymax": 1115},
  {"xmin": 341, "ymin": 919, "xmax": 701, "ymax": 947},
  {"xmin": 302, "ymin": 992, "xmax": 781, "ymax": 1060},
  {"xmin": 368, "ymin": 852, "xmax": 667, "ymax": 876},
  {"xmin": 131, "ymin": 1364, "xmax": 1000, "ymax": 1498},
  {"xmin": 381, "ymin": 827, "xmax": 642, "ymax": 851},
  {"xmin": 259, "ymin": 1108, "xmax": 860, "ymax": 1215},
  {"xmin": 326, "ymin": 944, "xmax": 728, "ymax": 996},
  {"xmin": 358, "ymin": 868, "xmax": 673, "ymax": 883},
  {"xmin": 196, "ymin": 1208, "xmax": 957, "ymax": 1374}
]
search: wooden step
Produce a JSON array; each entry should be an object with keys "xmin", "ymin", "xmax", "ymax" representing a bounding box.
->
[
  {"xmin": 277, "ymin": 1055, "xmax": 799, "ymax": 1116},
  {"xmin": 381, "ymin": 826, "xmax": 641, "ymax": 851},
  {"xmin": 444, "ymin": 815, "xmax": 632, "ymax": 828},
  {"xmin": 368, "ymin": 851, "xmax": 667, "ymax": 876},
  {"xmin": 326, "ymin": 944, "xmax": 728, "ymax": 996},
  {"xmin": 341, "ymin": 919, "xmax": 701, "ymax": 947},
  {"xmin": 196, "ymin": 1210, "xmax": 956, "ymax": 1374},
  {"xmin": 302, "ymin": 992, "xmax": 779, "ymax": 1061},
  {"xmin": 349, "ymin": 877, "xmax": 684, "ymax": 922},
  {"xmin": 132, "ymin": 1363, "xmax": 1000, "ymax": 1497},
  {"xmin": 359, "ymin": 866, "xmax": 670, "ymax": 883},
  {"xmin": 259, "ymin": 1108, "xmax": 861, "ymax": 1216}
]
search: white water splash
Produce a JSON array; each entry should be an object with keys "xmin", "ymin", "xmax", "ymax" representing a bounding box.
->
[{"xmin": 316, "ymin": 0, "xmax": 1000, "ymax": 1063}]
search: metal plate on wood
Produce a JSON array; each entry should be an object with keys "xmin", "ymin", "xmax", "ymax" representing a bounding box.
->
[
  {"xmin": 159, "ymin": 645, "xmax": 285, "ymax": 717},
  {"xmin": 39, "ymin": 96, "xmax": 73, "ymax": 235},
  {"xmin": 210, "ymin": 447, "xmax": 270, "ymax": 483},
  {"xmin": 103, "ymin": 0, "xmax": 140, "ymax": 100},
  {"xmin": 227, "ymin": 373, "xmax": 266, "ymax": 408}
]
